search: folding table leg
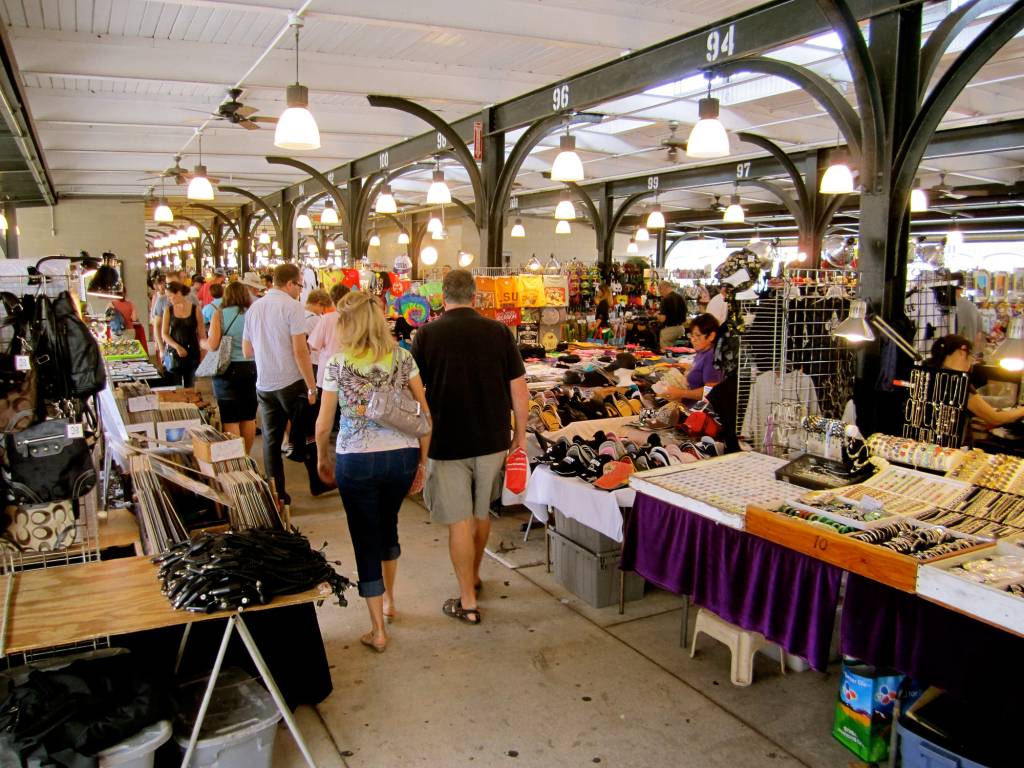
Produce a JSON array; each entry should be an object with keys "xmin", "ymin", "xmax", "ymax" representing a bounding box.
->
[
  {"xmin": 678, "ymin": 596, "xmax": 690, "ymax": 648},
  {"xmin": 175, "ymin": 623, "xmax": 193, "ymax": 675},
  {"xmin": 181, "ymin": 616, "xmax": 235, "ymax": 767},
  {"xmin": 233, "ymin": 613, "xmax": 316, "ymax": 768}
]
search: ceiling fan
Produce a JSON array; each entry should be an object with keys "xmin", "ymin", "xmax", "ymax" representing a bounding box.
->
[
  {"xmin": 660, "ymin": 121, "xmax": 686, "ymax": 162},
  {"xmin": 138, "ymin": 155, "xmax": 194, "ymax": 185},
  {"xmin": 207, "ymin": 88, "xmax": 278, "ymax": 130},
  {"xmin": 927, "ymin": 173, "xmax": 987, "ymax": 200}
]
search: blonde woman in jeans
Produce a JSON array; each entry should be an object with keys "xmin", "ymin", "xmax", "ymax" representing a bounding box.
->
[{"xmin": 315, "ymin": 292, "xmax": 430, "ymax": 653}]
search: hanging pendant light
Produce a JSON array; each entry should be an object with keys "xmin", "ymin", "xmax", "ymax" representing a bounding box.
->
[
  {"xmin": 820, "ymin": 147, "xmax": 856, "ymax": 194},
  {"xmin": 687, "ymin": 76, "xmax": 730, "ymax": 159},
  {"xmin": 646, "ymin": 202, "xmax": 665, "ymax": 230},
  {"xmin": 397, "ymin": 230, "xmax": 410, "ymax": 245},
  {"xmin": 555, "ymin": 220, "xmax": 571, "ymax": 235},
  {"xmin": 420, "ymin": 245, "xmax": 438, "ymax": 265},
  {"xmin": 306, "ymin": 242, "xmax": 318, "ymax": 256},
  {"xmin": 554, "ymin": 190, "xmax": 576, "ymax": 221},
  {"xmin": 426, "ymin": 162, "xmax": 451, "ymax": 205},
  {"xmin": 945, "ymin": 225, "xmax": 964, "ymax": 250},
  {"xmin": 295, "ymin": 213, "xmax": 313, "ymax": 230},
  {"xmin": 635, "ymin": 226, "xmax": 650, "ymax": 242},
  {"xmin": 723, "ymin": 186, "xmax": 745, "ymax": 224},
  {"xmin": 186, "ymin": 224, "xmax": 200, "ymax": 238},
  {"xmin": 275, "ymin": 17, "xmax": 320, "ymax": 151},
  {"xmin": 510, "ymin": 218, "xmax": 526, "ymax": 238},
  {"xmin": 154, "ymin": 200, "xmax": 173, "ymax": 223},
  {"xmin": 368, "ymin": 230, "xmax": 381, "ymax": 248},
  {"xmin": 432, "ymin": 226, "xmax": 448, "ymax": 241},
  {"xmin": 626, "ymin": 238, "xmax": 639, "ymax": 255},
  {"xmin": 187, "ymin": 133, "xmax": 215, "ymax": 201},
  {"xmin": 427, "ymin": 212, "xmax": 443, "ymax": 235},
  {"xmin": 458, "ymin": 250, "xmax": 475, "ymax": 267},
  {"xmin": 175, "ymin": 228, "xmax": 189, "ymax": 241},
  {"xmin": 550, "ymin": 126, "xmax": 584, "ymax": 182},
  {"xmin": 325, "ymin": 239, "xmax": 335, "ymax": 252},
  {"xmin": 375, "ymin": 182, "xmax": 397, "ymax": 214},
  {"xmin": 910, "ymin": 180, "xmax": 928, "ymax": 213},
  {"xmin": 320, "ymin": 198, "xmax": 339, "ymax": 225},
  {"xmin": 258, "ymin": 231, "xmax": 271, "ymax": 245}
]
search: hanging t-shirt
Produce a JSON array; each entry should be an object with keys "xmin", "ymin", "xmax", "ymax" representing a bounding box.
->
[
  {"xmin": 517, "ymin": 275, "xmax": 546, "ymax": 308},
  {"xmin": 321, "ymin": 346, "xmax": 420, "ymax": 455},
  {"xmin": 495, "ymin": 277, "xmax": 520, "ymax": 308}
]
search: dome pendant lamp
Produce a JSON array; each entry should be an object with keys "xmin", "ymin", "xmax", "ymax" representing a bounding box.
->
[
  {"xmin": 554, "ymin": 190, "xmax": 576, "ymax": 220},
  {"xmin": 375, "ymin": 182, "xmax": 398, "ymax": 214},
  {"xmin": 426, "ymin": 161, "xmax": 452, "ymax": 205},
  {"xmin": 646, "ymin": 198, "xmax": 665, "ymax": 230},
  {"xmin": 295, "ymin": 213, "xmax": 313, "ymax": 230},
  {"xmin": 723, "ymin": 184, "xmax": 744, "ymax": 224},
  {"xmin": 686, "ymin": 76, "xmax": 730, "ymax": 159},
  {"xmin": 820, "ymin": 130, "xmax": 856, "ymax": 195},
  {"xmin": 510, "ymin": 218, "xmax": 526, "ymax": 238},
  {"xmin": 274, "ymin": 17, "xmax": 321, "ymax": 151},
  {"xmin": 154, "ymin": 176, "xmax": 174, "ymax": 222},
  {"xmin": 550, "ymin": 126, "xmax": 584, "ymax": 182},
  {"xmin": 635, "ymin": 226, "xmax": 650, "ymax": 242},
  {"xmin": 910, "ymin": 179, "xmax": 928, "ymax": 213},
  {"xmin": 187, "ymin": 133, "xmax": 215, "ymax": 201},
  {"xmin": 320, "ymin": 198, "xmax": 339, "ymax": 225}
]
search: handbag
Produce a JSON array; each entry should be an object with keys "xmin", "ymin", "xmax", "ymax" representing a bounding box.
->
[
  {"xmin": 4, "ymin": 412, "xmax": 96, "ymax": 503},
  {"xmin": 0, "ymin": 293, "xmax": 37, "ymax": 431},
  {"xmin": 364, "ymin": 350, "xmax": 431, "ymax": 438},
  {"xmin": 195, "ymin": 311, "xmax": 239, "ymax": 377},
  {"xmin": 2, "ymin": 500, "xmax": 77, "ymax": 552}
]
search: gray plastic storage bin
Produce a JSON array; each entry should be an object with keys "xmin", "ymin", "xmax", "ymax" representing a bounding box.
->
[
  {"xmin": 550, "ymin": 528, "xmax": 644, "ymax": 608},
  {"xmin": 554, "ymin": 509, "xmax": 620, "ymax": 554},
  {"xmin": 98, "ymin": 720, "xmax": 172, "ymax": 768},
  {"xmin": 175, "ymin": 670, "xmax": 281, "ymax": 768},
  {"xmin": 897, "ymin": 721, "xmax": 990, "ymax": 768}
]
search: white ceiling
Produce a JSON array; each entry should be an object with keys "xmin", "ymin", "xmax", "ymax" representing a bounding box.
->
[{"xmin": 3, "ymin": 0, "xmax": 1024, "ymax": 220}]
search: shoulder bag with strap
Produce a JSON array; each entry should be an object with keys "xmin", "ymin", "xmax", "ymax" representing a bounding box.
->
[
  {"xmin": 364, "ymin": 350, "xmax": 431, "ymax": 438},
  {"xmin": 195, "ymin": 310, "xmax": 239, "ymax": 378}
]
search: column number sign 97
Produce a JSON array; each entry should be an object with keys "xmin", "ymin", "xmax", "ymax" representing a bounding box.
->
[{"xmin": 706, "ymin": 25, "xmax": 736, "ymax": 62}]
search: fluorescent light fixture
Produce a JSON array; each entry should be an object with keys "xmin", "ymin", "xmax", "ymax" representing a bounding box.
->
[
  {"xmin": 510, "ymin": 218, "xmax": 526, "ymax": 238},
  {"xmin": 635, "ymin": 226, "xmax": 650, "ymax": 242},
  {"xmin": 555, "ymin": 220, "xmax": 571, "ymax": 234},
  {"xmin": 426, "ymin": 169, "xmax": 452, "ymax": 205},
  {"xmin": 375, "ymin": 183, "xmax": 398, "ymax": 214},
  {"xmin": 295, "ymin": 213, "xmax": 313, "ymax": 230},
  {"xmin": 420, "ymin": 245, "xmax": 438, "ymax": 265},
  {"xmin": 646, "ymin": 205, "xmax": 665, "ymax": 230},
  {"xmin": 550, "ymin": 132, "xmax": 584, "ymax": 182},
  {"xmin": 154, "ymin": 200, "xmax": 173, "ymax": 222},
  {"xmin": 320, "ymin": 199, "xmax": 339, "ymax": 225}
]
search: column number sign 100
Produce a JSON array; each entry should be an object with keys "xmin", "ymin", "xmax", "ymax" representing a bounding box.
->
[{"xmin": 706, "ymin": 25, "xmax": 736, "ymax": 62}]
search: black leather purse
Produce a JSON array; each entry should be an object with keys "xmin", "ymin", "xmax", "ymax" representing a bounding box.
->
[{"xmin": 4, "ymin": 412, "xmax": 96, "ymax": 503}]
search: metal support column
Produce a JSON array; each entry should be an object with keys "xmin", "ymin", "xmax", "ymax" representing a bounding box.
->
[{"xmin": 481, "ymin": 108, "xmax": 504, "ymax": 268}]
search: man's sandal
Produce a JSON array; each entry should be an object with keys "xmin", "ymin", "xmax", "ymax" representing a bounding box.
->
[{"xmin": 443, "ymin": 597, "xmax": 482, "ymax": 624}]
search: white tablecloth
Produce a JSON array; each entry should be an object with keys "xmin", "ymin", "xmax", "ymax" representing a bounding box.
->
[{"xmin": 505, "ymin": 464, "xmax": 634, "ymax": 543}]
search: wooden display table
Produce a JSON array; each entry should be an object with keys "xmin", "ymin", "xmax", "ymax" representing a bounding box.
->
[{"xmin": 2, "ymin": 555, "xmax": 331, "ymax": 767}]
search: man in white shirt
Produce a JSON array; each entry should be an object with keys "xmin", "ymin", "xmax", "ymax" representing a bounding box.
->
[
  {"xmin": 242, "ymin": 263, "xmax": 317, "ymax": 504},
  {"xmin": 706, "ymin": 285, "xmax": 729, "ymax": 325}
]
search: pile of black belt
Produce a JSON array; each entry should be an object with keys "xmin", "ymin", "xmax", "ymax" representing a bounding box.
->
[{"xmin": 154, "ymin": 529, "xmax": 351, "ymax": 612}]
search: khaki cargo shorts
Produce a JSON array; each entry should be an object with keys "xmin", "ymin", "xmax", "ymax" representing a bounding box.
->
[{"xmin": 423, "ymin": 451, "xmax": 505, "ymax": 525}]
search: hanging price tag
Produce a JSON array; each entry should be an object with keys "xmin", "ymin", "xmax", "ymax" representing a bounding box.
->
[
  {"xmin": 65, "ymin": 423, "xmax": 84, "ymax": 439},
  {"xmin": 14, "ymin": 355, "xmax": 30, "ymax": 371}
]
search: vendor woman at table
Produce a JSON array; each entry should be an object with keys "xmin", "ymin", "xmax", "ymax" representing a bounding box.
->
[
  {"xmin": 927, "ymin": 334, "xmax": 1024, "ymax": 425},
  {"xmin": 663, "ymin": 313, "xmax": 723, "ymax": 403}
]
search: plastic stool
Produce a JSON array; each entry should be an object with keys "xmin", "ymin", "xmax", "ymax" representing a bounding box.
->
[{"xmin": 689, "ymin": 607, "xmax": 786, "ymax": 686}]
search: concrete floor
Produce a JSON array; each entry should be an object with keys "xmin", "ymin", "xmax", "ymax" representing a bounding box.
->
[{"xmin": 268, "ymin": 458, "xmax": 858, "ymax": 768}]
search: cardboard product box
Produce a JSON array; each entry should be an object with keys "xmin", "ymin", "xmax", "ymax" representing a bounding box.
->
[{"xmin": 191, "ymin": 434, "xmax": 246, "ymax": 465}]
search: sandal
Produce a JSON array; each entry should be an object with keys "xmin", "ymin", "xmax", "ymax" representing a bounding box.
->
[
  {"xmin": 443, "ymin": 597, "xmax": 482, "ymax": 624},
  {"xmin": 540, "ymin": 405, "xmax": 562, "ymax": 432}
]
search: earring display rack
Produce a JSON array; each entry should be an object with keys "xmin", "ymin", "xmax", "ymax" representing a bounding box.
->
[
  {"xmin": 905, "ymin": 269, "xmax": 956, "ymax": 357},
  {"xmin": 902, "ymin": 364, "xmax": 970, "ymax": 448}
]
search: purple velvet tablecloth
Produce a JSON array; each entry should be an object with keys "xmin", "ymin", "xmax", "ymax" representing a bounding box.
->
[
  {"xmin": 621, "ymin": 492, "xmax": 842, "ymax": 671},
  {"xmin": 841, "ymin": 574, "xmax": 1024, "ymax": 702}
]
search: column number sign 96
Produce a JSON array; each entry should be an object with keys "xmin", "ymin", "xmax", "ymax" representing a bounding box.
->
[
  {"xmin": 552, "ymin": 84, "xmax": 570, "ymax": 112},
  {"xmin": 706, "ymin": 25, "xmax": 736, "ymax": 62}
]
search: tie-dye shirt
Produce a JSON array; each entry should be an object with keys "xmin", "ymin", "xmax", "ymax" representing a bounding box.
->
[{"xmin": 321, "ymin": 346, "xmax": 420, "ymax": 454}]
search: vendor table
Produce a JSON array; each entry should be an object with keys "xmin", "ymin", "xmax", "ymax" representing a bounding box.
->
[
  {"xmin": 522, "ymin": 465, "xmax": 634, "ymax": 543},
  {"xmin": 3, "ymin": 555, "xmax": 331, "ymax": 767},
  {"xmin": 621, "ymin": 492, "xmax": 842, "ymax": 671}
]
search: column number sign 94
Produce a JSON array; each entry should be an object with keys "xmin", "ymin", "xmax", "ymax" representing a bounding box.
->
[{"xmin": 706, "ymin": 25, "xmax": 736, "ymax": 62}]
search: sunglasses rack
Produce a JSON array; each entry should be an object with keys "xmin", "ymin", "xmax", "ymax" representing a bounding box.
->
[{"xmin": 902, "ymin": 364, "xmax": 970, "ymax": 448}]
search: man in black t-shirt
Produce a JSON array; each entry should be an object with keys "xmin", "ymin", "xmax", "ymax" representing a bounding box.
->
[
  {"xmin": 656, "ymin": 281, "xmax": 686, "ymax": 351},
  {"xmin": 411, "ymin": 270, "xmax": 529, "ymax": 625}
]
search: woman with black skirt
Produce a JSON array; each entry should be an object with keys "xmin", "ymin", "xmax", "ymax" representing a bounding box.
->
[{"xmin": 206, "ymin": 281, "xmax": 258, "ymax": 454}]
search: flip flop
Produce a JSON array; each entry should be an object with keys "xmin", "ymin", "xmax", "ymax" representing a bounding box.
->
[{"xmin": 443, "ymin": 597, "xmax": 482, "ymax": 624}]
